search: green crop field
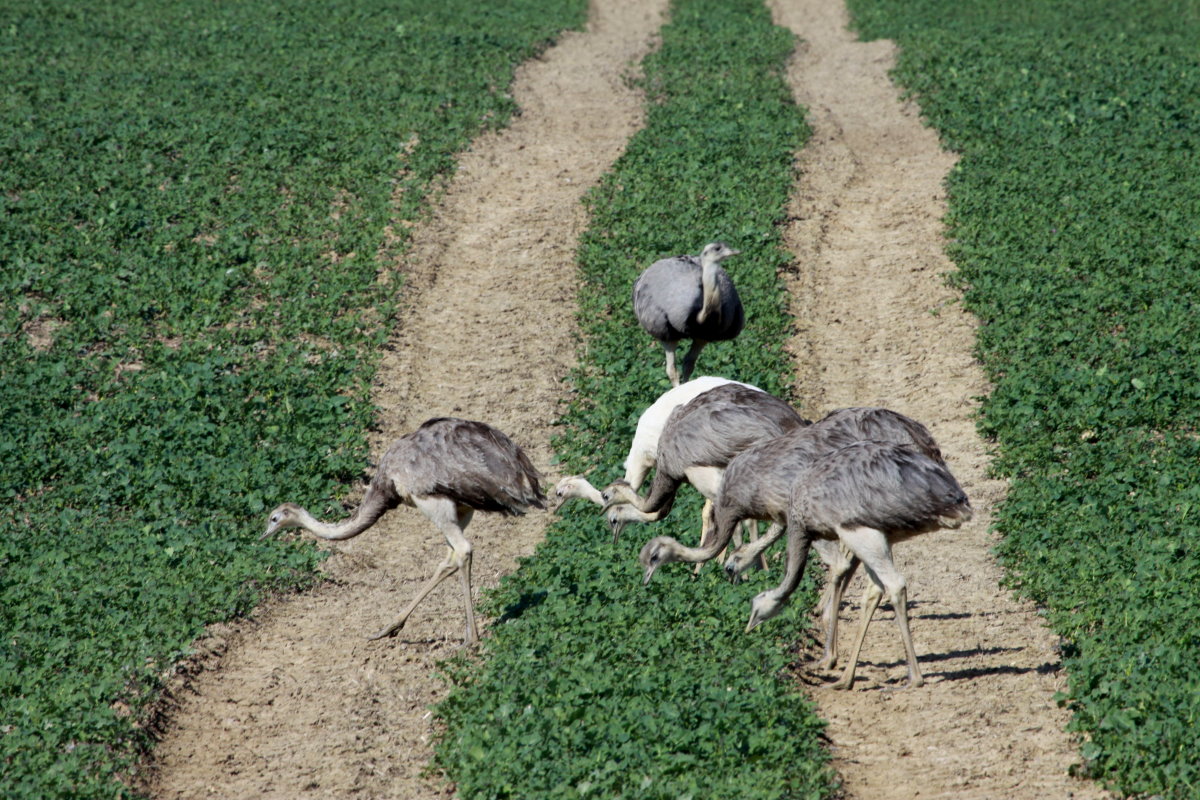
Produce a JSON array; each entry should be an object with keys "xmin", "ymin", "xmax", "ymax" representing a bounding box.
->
[
  {"xmin": 12, "ymin": 0, "xmax": 1197, "ymax": 796},
  {"xmin": 847, "ymin": 0, "xmax": 1200, "ymax": 795},
  {"xmin": 432, "ymin": 1, "xmax": 836, "ymax": 797},
  {"xmin": 0, "ymin": 0, "xmax": 584, "ymax": 796}
]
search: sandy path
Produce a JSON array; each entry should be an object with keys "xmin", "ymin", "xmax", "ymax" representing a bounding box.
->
[
  {"xmin": 771, "ymin": 1, "xmax": 1112, "ymax": 798},
  {"xmin": 143, "ymin": 1, "xmax": 1118, "ymax": 797},
  {"xmin": 144, "ymin": 1, "xmax": 667, "ymax": 796}
]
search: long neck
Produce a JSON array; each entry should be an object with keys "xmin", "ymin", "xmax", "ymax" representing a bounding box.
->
[
  {"xmin": 664, "ymin": 510, "xmax": 739, "ymax": 563},
  {"xmin": 768, "ymin": 522, "xmax": 814, "ymax": 601},
  {"xmin": 574, "ymin": 480, "xmax": 606, "ymax": 506},
  {"xmin": 639, "ymin": 472, "xmax": 680, "ymax": 516},
  {"xmin": 697, "ymin": 258, "xmax": 722, "ymax": 324},
  {"xmin": 613, "ymin": 503, "xmax": 658, "ymax": 524},
  {"xmin": 296, "ymin": 485, "xmax": 394, "ymax": 541}
]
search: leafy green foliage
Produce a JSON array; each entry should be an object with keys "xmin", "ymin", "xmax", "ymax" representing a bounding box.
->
[
  {"xmin": 0, "ymin": 0, "xmax": 585, "ymax": 796},
  {"xmin": 434, "ymin": 1, "xmax": 834, "ymax": 797},
  {"xmin": 847, "ymin": 0, "xmax": 1200, "ymax": 795}
]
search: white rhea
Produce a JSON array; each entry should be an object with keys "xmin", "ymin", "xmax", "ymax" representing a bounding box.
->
[
  {"xmin": 552, "ymin": 376, "xmax": 760, "ymax": 541},
  {"xmin": 600, "ymin": 383, "xmax": 808, "ymax": 564}
]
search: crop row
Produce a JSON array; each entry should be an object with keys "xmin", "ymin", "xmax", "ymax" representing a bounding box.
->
[
  {"xmin": 432, "ymin": 1, "xmax": 836, "ymax": 798},
  {"xmin": 848, "ymin": 0, "xmax": 1200, "ymax": 795},
  {"xmin": 0, "ymin": 1, "xmax": 584, "ymax": 796}
]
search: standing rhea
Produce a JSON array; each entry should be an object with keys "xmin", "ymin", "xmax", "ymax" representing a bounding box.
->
[
  {"xmin": 261, "ymin": 417, "xmax": 545, "ymax": 646},
  {"xmin": 600, "ymin": 383, "xmax": 808, "ymax": 547},
  {"xmin": 633, "ymin": 242, "xmax": 744, "ymax": 386},
  {"xmin": 746, "ymin": 441, "xmax": 972, "ymax": 689}
]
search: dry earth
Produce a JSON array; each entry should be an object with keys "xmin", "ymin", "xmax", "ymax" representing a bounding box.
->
[
  {"xmin": 145, "ymin": 0, "xmax": 667, "ymax": 796},
  {"xmin": 773, "ymin": 0, "xmax": 1113, "ymax": 798},
  {"xmin": 144, "ymin": 0, "xmax": 1117, "ymax": 798}
]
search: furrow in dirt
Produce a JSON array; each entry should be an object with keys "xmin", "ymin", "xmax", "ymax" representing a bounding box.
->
[
  {"xmin": 771, "ymin": 1, "xmax": 1113, "ymax": 798},
  {"xmin": 145, "ymin": 1, "xmax": 667, "ymax": 797}
]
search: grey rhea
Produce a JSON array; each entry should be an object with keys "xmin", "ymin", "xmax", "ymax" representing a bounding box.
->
[
  {"xmin": 633, "ymin": 242, "xmax": 745, "ymax": 386},
  {"xmin": 749, "ymin": 440, "xmax": 972, "ymax": 689},
  {"xmin": 261, "ymin": 417, "xmax": 545, "ymax": 646},
  {"xmin": 638, "ymin": 407, "xmax": 944, "ymax": 671},
  {"xmin": 599, "ymin": 383, "xmax": 808, "ymax": 554}
]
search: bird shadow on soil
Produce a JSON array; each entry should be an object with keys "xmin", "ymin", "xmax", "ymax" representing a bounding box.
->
[
  {"xmin": 926, "ymin": 659, "xmax": 1065, "ymax": 684},
  {"xmin": 830, "ymin": 646, "xmax": 1063, "ymax": 685},
  {"xmin": 494, "ymin": 589, "xmax": 550, "ymax": 624},
  {"xmin": 796, "ymin": 642, "xmax": 1060, "ymax": 690}
]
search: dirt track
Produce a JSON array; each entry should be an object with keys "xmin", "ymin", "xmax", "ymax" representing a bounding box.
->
[
  {"xmin": 147, "ymin": 1, "xmax": 667, "ymax": 796},
  {"xmin": 774, "ymin": 2, "xmax": 1111, "ymax": 797},
  {"xmin": 147, "ymin": 1, "xmax": 1112, "ymax": 798}
]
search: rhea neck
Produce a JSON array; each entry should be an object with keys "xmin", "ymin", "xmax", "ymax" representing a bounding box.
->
[
  {"xmin": 568, "ymin": 479, "xmax": 605, "ymax": 506},
  {"xmin": 658, "ymin": 515, "xmax": 739, "ymax": 563},
  {"xmin": 289, "ymin": 488, "xmax": 394, "ymax": 541},
  {"xmin": 696, "ymin": 253, "xmax": 724, "ymax": 324}
]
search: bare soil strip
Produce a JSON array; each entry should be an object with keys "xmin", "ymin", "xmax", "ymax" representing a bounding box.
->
[
  {"xmin": 772, "ymin": 1, "xmax": 1113, "ymax": 798},
  {"xmin": 145, "ymin": 2, "xmax": 667, "ymax": 796}
]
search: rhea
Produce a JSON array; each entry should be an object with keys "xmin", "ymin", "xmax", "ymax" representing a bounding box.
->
[
  {"xmin": 638, "ymin": 407, "xmax": 944, "ymax": 669},
  {"xmin": 261, "ymin": 417, "xmax": 545, "ymax": 646},
  {"xmin": 599, "ymin": 383, "xmax": 808, "ymax": 552},
  {"xmin": 746, "ymin": 441, "xmax": 971, "ymax": 688},
  {"xmin": 633, "ymin": 242, "xmax": 744, "ymax": 386},
  {"xmin": 722, "ymin": 407, "xmax": 945, "ymax": 579},
  {"xmin": 552, "ymin": 376, "xmax": 759, "ymax": 539}
]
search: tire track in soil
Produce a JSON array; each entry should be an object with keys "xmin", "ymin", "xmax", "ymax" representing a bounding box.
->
[
  {"xmin": 145, "ymin": 1, "xmax": 667, "ymax": 797},
  {"xmin": 771, "ymin": 1, "xmax": 1114, "ymax": 798}
]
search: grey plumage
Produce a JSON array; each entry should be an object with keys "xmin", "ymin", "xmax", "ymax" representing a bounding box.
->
[
  {"xmin": 262, "ymin": 417, "xmax": 545, "ymax": 645},
  {"xmin": 385, "ymin": 418, "xmax": 545, "ymax": 516},
  {"xmin": 637, "ymin": 406, "xmax": 944, "ymax": 669},
  {"xmin": 601, "ymin": 383, "xmax": 808, "ymax": 544},
  {"xmin": 633, "ymin": 242, "xmax": 745, "ymax": 386},
  {"xmin": 640, "ymin": 407, "xmax": 941, "ymax": 576},
  {"xmin": 747, "ymin": 441, "xmax": 972, "ymax": 689},
  {"xmin": 721, "ymin": 406, "xmax": 944, "ymax": 578}
]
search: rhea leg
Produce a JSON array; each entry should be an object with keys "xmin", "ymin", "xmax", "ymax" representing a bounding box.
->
[
  {"xmin": 832, "ymin": 526, "xmax": 920, "ymax": 689},
  {"xmin": 369, "ymin": 499, "xmax": 478, "ymax": 645},
  {"xmin": 814, "ymin": 538, "xmax": 860, "ymax": 670},
  {"xmin": 686, "ymin": 467, "xmax": 723, "ymax": 545},
  {"xmin": 687, "ymin": 466, "xmax": 726, "ymax": 574},
  {"xmin": 723, "ymin": 521, "xmax": 785, "ymax": 580},
  {"xmin": 662, "ymin": 341, "xmax": 680, "ymax": 386},
  {"xmin": 679, "ymin": 339, "xmax": 709, "ymax": 383},
  {"xmin": 829, "ymin": 573, "xmax": 883, "ymax": 690}
]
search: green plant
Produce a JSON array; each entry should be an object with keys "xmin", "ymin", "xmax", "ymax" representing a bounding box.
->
[
  {"xmin": 0, "ymin": 0, "xmax": 585, "ymax": 796},
  {"xmin": 848, "ymin": 1, "xmax": 1200, "ymax": 795},
  {"xmin": 433, "ymin": 1, "xmax": 835, "ymax": 797}
]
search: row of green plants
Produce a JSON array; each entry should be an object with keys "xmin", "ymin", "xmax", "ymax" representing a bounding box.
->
[
  {"xmin": 0, "ymin": 1, "xmax": 585, "ymax": 796},
  {"xmin": 433, "ymin": 1, "xmax": 836, "ymax": 797},
  {"xmin": 847, "ymin": 0, "xmax": 1200, "ymax": 795}
]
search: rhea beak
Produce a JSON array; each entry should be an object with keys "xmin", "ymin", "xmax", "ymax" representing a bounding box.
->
[
  {"xmin": 608, "ymin": 515, "xmax": 627, "ymax": 544},
  {"xmin": 643, "ymin": 562, "xmax": 658, "ymax": 585},
  {"xmin": 259, "ymin": 526, "xmax": 277, "ymax": 541},
  {"xmin": 745, "ymin": 611, "xmax": 765, "ymax": 633}
]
